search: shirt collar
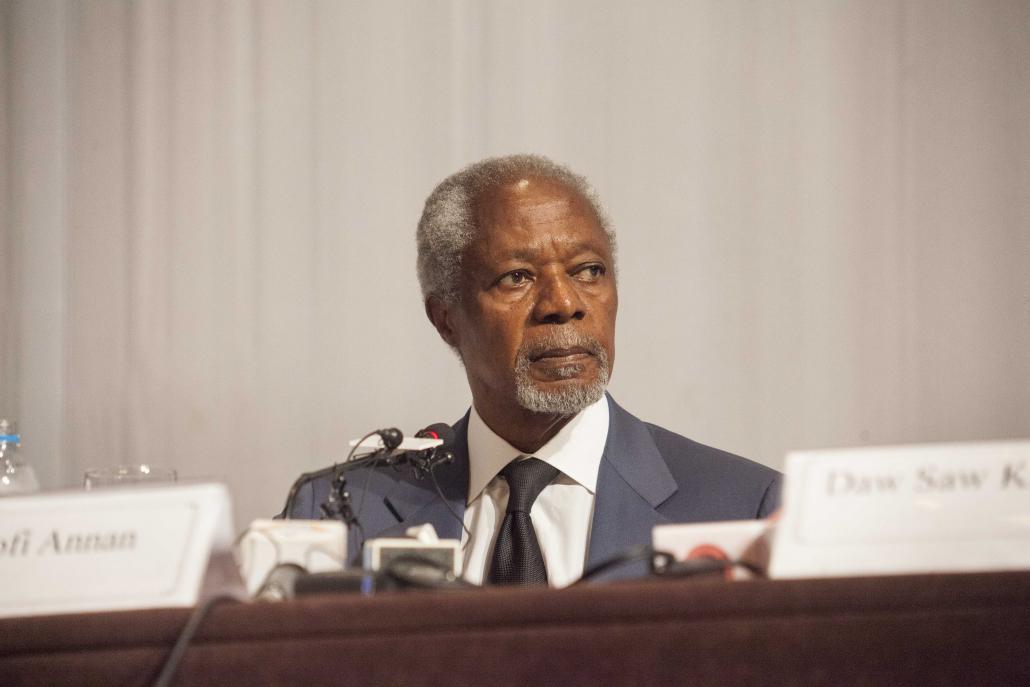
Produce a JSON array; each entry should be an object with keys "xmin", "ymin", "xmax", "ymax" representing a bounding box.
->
[{"xmin": 466, "ymin": 395, "xmax": 610, "ymax": 505}]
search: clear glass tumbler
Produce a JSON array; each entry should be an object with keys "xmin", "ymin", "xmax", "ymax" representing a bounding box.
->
[{"xmin": 83, "ymin": 464, "xmax": 178, "ymax": 490}]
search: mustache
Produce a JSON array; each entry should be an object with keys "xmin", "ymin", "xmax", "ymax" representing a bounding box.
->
[{"xmin": 517, "ymin": 329, "xmax": 606, "ymax": 363}]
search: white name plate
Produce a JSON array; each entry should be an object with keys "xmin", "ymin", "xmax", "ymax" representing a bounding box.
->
[
  {"xmin": 0, "ymin": 482, "xmax": 233, "ymax": 618},
  {"xmin": 769, "ymin": 440, "xmax": 1030, "ymax": 579}
]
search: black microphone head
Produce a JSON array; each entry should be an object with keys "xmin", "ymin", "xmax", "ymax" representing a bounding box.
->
[
  {"xmin": 415, "ymin": 422, "xmax": 456, "ymax": 448},
  {"xmin": 376, "ymin": 427, "xmax": 403, "ymax": 451},
  {"xmin": 430, "ymin": 449, "xmax": 455, "ymax": 468}
]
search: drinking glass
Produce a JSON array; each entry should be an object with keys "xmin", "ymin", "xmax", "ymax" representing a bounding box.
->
[{"xmin": 83, "ymin": 464, "xmax": 178, "ymax": 490}]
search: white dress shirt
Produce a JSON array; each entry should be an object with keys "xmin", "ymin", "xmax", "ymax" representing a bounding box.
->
[{"xmin": 461, "ymin": 396, "xmax": 610, "ymax": 588}]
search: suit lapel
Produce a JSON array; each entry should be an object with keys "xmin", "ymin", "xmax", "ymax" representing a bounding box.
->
[
  {"xmin": 376, "ymin": 412, "xmax": 470, "ymax": 542},
  {"xmin": 586, "ymin": 396, "xmax": 677, "ymax": 580},
  {"xmin": 361, "ymin": 401, "xmax": 674, "ymax": 582}
]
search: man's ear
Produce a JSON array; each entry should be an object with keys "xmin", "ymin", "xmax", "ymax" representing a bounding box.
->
[{"xmin": 425, "ymin": 295, "xmax": 460, "ymax": 348}]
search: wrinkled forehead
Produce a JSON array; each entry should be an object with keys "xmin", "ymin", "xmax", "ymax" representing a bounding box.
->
[{"xmin": 469, "ymin": 176, "xmax": 605, "ymax": 246}]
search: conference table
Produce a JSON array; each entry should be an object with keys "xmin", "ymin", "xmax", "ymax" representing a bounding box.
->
[{"xmin": 2, "ymin": 570, "xmax": 1028, "ymax": 686}]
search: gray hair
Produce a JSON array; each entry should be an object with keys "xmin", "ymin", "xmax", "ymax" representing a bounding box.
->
[{"xmin": 416, "ymin": 154, "xmax": 616, "ymax": 304}]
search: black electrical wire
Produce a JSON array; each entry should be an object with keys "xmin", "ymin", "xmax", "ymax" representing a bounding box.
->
[
  {"xmin": 352, "ymin": 453, "xmax": 388, "ymax": 552},
  {"xmin": 428, "ymin": 461, "xmax": 472, "ymax": 539},
  {"xmin": 349, "ymin": 429, "xmax": 386, "ymax": 516},
  {"xmin": 281, "ymin": 430, "xmax": 381, "ymax": 519},
  {"xmin": 152, "ymin": 594, "xmax": 240, "ymax": 687},
  {"xmin": 380, "ymin": 553, "xmax": 479, "ymax": 591},
  {"xmin": 572, "ymin": 546, "xmax": 765, "ymax": 585}
]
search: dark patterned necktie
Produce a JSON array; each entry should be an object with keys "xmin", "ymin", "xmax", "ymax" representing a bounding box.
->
[{"xmin": 488, "ymin": 457, "xmax": 560, "ymax": 586}]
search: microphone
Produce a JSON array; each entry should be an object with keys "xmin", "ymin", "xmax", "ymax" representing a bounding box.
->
[
  {"xmin": 415, "ymin": 423, "xmax": 455, "ymax": 443},
  {"xmin": 406, "ymin": 423, "xmax": 456, "ymax": 477},
  {"xmin": 416, "ymin": 423, "xmax": 456, "ymax": 459},
  {"xmin": 280, "ymin": 423, "xmax": 456, "ymax": 518},
  {"xmin": 355, "ymin": 423, "xmax": 456, "ymax": 471},
  {"xmin": 374, "ymin": 428, "xmax": 403, "ymax": 452}
]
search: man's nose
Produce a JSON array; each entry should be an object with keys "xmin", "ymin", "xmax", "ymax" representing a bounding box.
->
[{"xmin": 532, "ymin": 271, "xmax": 586, "ymax": 324}]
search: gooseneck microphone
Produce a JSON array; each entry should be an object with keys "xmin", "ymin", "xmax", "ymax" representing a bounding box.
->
[
  {"xmin": 280, "ymin": 422, "xmax": 456, "ymax": 519},
  {"xmin": 415, "ymin": 423, "xmax": 454, "ymax": 442},
  {"xmin": 409, "ymin": 423, "xmax": 457, "ymax": 476},
  {"xmin": 375, "ymin": 428, "xmax": 403, "ymax": 452}
]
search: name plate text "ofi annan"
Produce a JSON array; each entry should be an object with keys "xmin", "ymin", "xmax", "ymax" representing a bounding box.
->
[
  {"xmin": 769, "ymin": 440, "xmax": 1030, "ymax": 579},
  {"xmin": 0, "ymin": 483, "xmax": 233, "ymax": 618}
]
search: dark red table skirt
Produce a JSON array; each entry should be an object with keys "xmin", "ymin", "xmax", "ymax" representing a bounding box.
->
[{"xmin": 2, "ymin": 570, "xmax": 1029, "ymax": 686}]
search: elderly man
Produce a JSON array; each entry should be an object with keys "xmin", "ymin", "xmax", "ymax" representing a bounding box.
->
[{"xmin": 284, "ymin": 154, "xmax": 780, "ymax": 585}]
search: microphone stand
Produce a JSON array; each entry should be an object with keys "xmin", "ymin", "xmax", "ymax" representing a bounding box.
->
[
  {"xmin": 281, "ymin": 426, "xmax": 453, "ymax": 541},
  {"xmin": 269, "ymin": 437, "xmax": 459, "ymax": 598},
  {"xmin": 317, "ymin": 442, "xmax": 453, "ymax": 520},
  {"xmin": 281, "ymin": 428, "xmax": 400, "ymax": 519},
  {"xmin": 319, "ymin": 465, "xmax": 359, "ymax": 527}
]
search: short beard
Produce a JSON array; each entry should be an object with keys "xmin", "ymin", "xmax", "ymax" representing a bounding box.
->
[{"xmin": 512, "ymin": 331, "xmax": 611, "ymax": 415}]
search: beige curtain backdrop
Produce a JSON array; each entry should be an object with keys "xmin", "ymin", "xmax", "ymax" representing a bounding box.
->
[{"xmin": 2, "ymin": 0, "xmax": 1028, "ymax": 528}]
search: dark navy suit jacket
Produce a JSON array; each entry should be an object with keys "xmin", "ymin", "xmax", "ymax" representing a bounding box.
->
[{"xmin": 284, "ymin": 394, "xmax": 781, "ymax": 581}]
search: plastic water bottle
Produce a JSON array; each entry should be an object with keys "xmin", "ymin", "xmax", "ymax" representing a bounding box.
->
[{"xmin": 0, "ymin": 419, "xmax": 40, "ymax": 495}]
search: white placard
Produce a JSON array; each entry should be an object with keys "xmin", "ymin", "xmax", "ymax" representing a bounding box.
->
[
  {"xmin": 0, "ymin": 482, "xmax": 233, "ymax": 618},
  {"xmin": 769, "ymin": 440, "xmax": 1030, "ymax": 579}
]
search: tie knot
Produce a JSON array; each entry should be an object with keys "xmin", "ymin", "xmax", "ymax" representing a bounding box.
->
[{"xmin": 501, "ymin": 457, "xmax": 559, "ymax": 513}]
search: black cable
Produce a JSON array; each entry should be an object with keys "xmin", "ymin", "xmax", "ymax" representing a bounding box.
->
[
  {"xmin": 652, "ymin": 556, "xmax": 731, "ymax": 578},
  {"xmin": 152, "ymin": 594, "xmax": 240, "ymax": 687},
  {"xmin": 352, "ymin": 452, "xmax": 386, "ymax": 552},
  {"xmin": 343, "ymin": 430, "xmax": 382, "ymax": 471},
  {"xmin": 322, "ymin": 429, "xmax": 381, "ymax": 538},
  {"xmin": 351, "ymin": 519, "xmax": 366, "ymax": 552},
  {"xmin": 574, "ymin": 545, "xmax": 766, "ymax": 585},
  {"xmin": 651, "ymin": 550, "xmax": 767, "ymax": 579},
  {"xmin": 380, "ymin": 553, "xmax": 479, "ymax": 591},
  {"xmin": 283, "ymin": 435, "xmax": 375, "ymax": 520},
  {"xmin": 348, "ymin": 429, "xmax": 407, "ymax": 552},
  {"xmin": 428, "ymin": 462, "xmax": 472, "ymax": 539}
]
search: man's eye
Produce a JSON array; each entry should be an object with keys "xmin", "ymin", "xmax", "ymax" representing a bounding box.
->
[
  {"xmin": 575, "ymin": 264, "xmax": 606, "ymax": 281},
  {"xmin": 498, "ymin": 270, "xmax": 532, "ymax": 287}
]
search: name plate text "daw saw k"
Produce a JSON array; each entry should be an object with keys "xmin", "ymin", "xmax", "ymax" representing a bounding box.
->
[{"xmin": 770, "ymin": 440, "xmax": 1030, "ymax": 579}]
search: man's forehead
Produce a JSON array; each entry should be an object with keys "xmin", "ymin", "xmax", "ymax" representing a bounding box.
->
[{"xmin": 471, "ymin": 177, "xmax": 602, "ymax": 242}]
